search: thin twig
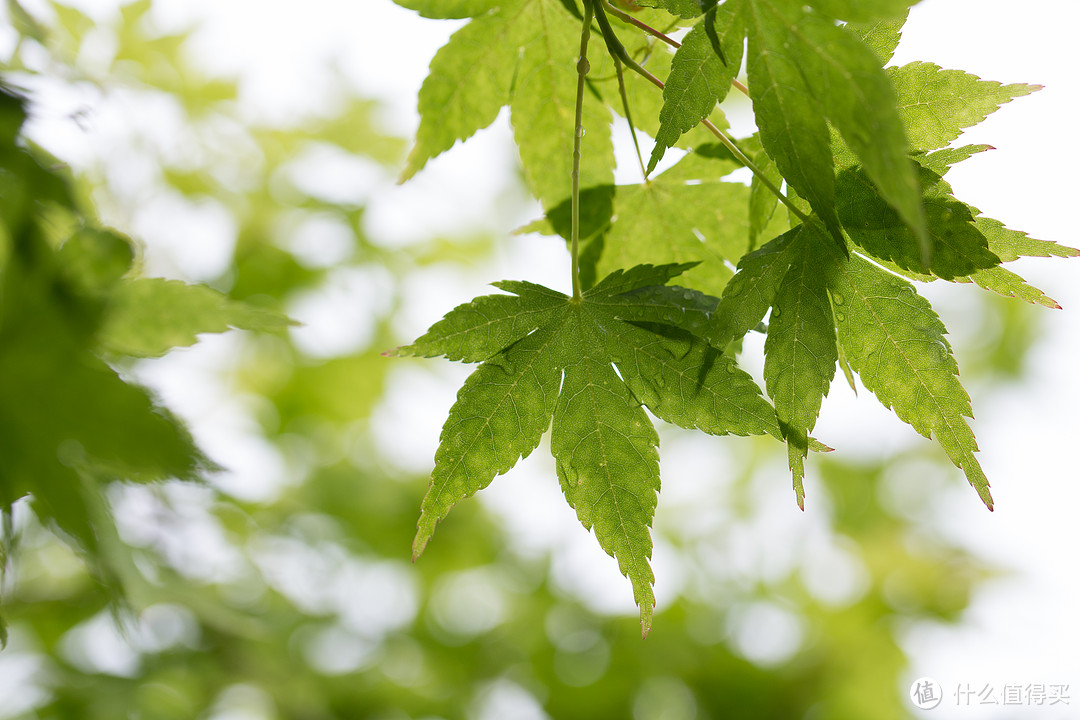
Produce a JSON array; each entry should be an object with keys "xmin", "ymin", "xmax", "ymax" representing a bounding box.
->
[
  {"xmin": 599, "ymin": 0, "xmax": 679, "ymax": 49},
  {"xmin": 571, "ymin": 0, "xmax": 596, "ymax": 300}
]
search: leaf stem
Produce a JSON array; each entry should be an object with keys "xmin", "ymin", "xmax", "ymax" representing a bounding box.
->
[
  {"xmin": 572, "ymin": 0, "xmax": 596, "ymax": 301},
  {"xmin": 704, "ymin": 122, "xmax": 810, "ymax": 223},
  {"xmin": 614, "ymin": 60, "xmax": 648, "ymax": 180},
  {"xmin": 599, "ymin": 0, "xmax": 679, "ymax": 49}
]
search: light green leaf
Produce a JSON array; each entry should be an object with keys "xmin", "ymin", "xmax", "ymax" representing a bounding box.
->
[
  {"xmin": 395, "ymin": 283, "xmax": 567, "ymax": 362},
  {"xmin": 749, "ymin": 144, "xmax": 783, "ymax": 248},
  {"xmin": 958, "ymin": 265, "xmax": 1064, "ymax": 310},
  {"xmin": 414, "ymin": 316, "xmax": 566, "ymax": 557},
  {"xmin": 829, "ymin": 253, "xmax": 993, "ymax": 509},
  {"xmin": 402, "ymin": 0, "xmax": 613, "ymax": 204},
  {"xmin": 973, "ymin": 217, "xmax": 1080, "ymax": 262},
  {"xmin": 648, "ymin": 5, "xmax": 744, "ymax": 174},
  {"xmin": 959, "ymin": 217, "xmax": 1080, "ymax": 308},
  {"xmin": 633, "ymin": 0, "xmax": 714, "ymax": 18},
  {"xmin": 595, "ymin": 150, "xmax": 758, "ymax": 296},
  {"xmin": 400, "ymin": 7, "xmax": 519, "ymax": 181},
  {"xmin": 890, "ymin": 62, "xmax": 1041, "ymax": 151},
  {"xmin": 509, "ymin": 0, "xmax": 614, "ymax": 209},
  {"xmin": 806, "ymin": 0, "xmax": 914, "ymax": 22},
  {"xmin": 100, "ymin": 278, "xmax": 292, "ymax": 358},
  {"xmin": 918, "ymin": 144, "xmax": 994, "ymax": 176},
  {"xmin": 391, "ymin": 0, "xmax": 499, "ymax": 18}
]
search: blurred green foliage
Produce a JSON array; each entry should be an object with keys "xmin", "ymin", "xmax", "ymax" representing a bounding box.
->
[{"xmin": 0, "ymin": 2, "xmax": 1037, "ymax": 718}]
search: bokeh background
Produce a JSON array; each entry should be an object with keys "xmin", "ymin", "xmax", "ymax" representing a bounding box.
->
[{"xmin": 0, "ymin": 0, "xmax": 1077, "ymax": 718}]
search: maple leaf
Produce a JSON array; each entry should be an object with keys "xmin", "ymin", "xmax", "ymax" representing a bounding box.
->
[
  {"xmin": 890, "ymin": 62, "xmax": 1041, "ymax": 152},
  {"xmin": 399, "ymin": 0, "xmax": 613, "ymax": 210},
  {"xmin": 741, "ymin": 0, "xmax": 926, "ymax": 253},
  {"xmin": 396, "ymin": 263, "xmax": 782, "ymax": 635},
  {"xmin": 648, "ymin": 3, "xmax": 745, "ymax": 174},
  {"xmin": 713, "ymin": 221, "xmax": 995, "ymax": 509}
]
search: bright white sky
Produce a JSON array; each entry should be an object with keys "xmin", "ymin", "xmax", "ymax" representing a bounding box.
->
[{"xmin": 4, "ymin": 0, "xmax": 1080, "ymax": 717}]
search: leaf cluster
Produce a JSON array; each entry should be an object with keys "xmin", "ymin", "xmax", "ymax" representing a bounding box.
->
[{"xmin": 393, "ymin": 0, "xmax": 1077, "ymax": 631}]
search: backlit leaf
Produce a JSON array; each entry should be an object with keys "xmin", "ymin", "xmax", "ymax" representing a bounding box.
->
[
  {"xmin": 890, "ymin": 62, "xmax": 1041, "ymax": 151},
  {"xmin": 407, "ymin": 264, "xmax": 781, "ymax": 633}
]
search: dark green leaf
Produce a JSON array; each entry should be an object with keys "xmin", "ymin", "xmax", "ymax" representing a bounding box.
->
[
  {"xmin": 763, "ymin": 224, "xmax": 838, "ymax": 507},
  {"xmin": 836, "ymin": 165, "xmax": 999, "ymax": 280}
]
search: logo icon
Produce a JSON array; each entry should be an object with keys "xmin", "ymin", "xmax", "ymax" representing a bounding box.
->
[{"xmin": 910, "ymin": 677, "xmax": 943, "ymax": 710}]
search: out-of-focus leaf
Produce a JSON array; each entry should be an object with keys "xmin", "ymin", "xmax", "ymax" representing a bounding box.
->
[{"xmin": 100, "ymin": 278, "xmax": 293, "ymax": 357}]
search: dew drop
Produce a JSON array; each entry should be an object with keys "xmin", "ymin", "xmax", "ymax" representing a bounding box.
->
[
  {"xmin": 834, "ymin": 311, "xmax": 845, "ymax": 323},
  {"xmin": 831, "ymin": 293, "xmax": 844, "ymax": 306},
  {"xmin": 577, "ymin": 127, "xmax": 586, "ymax": 139}
]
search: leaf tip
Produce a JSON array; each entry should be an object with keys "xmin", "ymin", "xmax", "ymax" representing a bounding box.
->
[
  {"xmin": 411, "ymin": 528, "xmax": 432, "ymax": 562},
  {"xmin": 640, "ymin": 606, "xmax": 654, "ymax": 640}
]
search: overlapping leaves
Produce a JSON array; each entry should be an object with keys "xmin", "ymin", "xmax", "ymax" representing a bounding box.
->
[
  {"xmin": 394, "ymin": 0, "xmax": 1078, "ymax": 627},
  {"xmin": 396, "ymin": 264, "xmax": 781, "ymax": 634}
]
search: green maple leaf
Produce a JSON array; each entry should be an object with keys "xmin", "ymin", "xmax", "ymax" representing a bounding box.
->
[
  {"xmin": 839, "ymin": 144, "xmax": 1078, "ymax": 308},
  {"xmin": 714, "ymin": 223, "xmax": 995, "ymax": 509},
  {"xmin": 747, "ymin": 138, "xmax": 784, "ymax": 248},
  {"xmin": 395, "ymin": 264, "xmax": 781, "ymax": 635},
  {"xmin": 836, "ymin": 162, "xmax": 1000, "ymax": 281},
  {"xmin": 390, "ymin": 0, "xmax": 498, "ymax": 19},
  {"xmin": 707, "ymin": 224, "xmax": 838, "ymax": 505},
  {"xmin": 528, "ymin": 146, "xmax": 791, "ymax": 297},
  {"xmin": 829, "ymin": 252, "xmax": 993, "ymax": 509},
  {"xmin": 741, "ymin": 0, "xmax": 927, "ymax": 253},
  {"xmin": 399, "ymin": 0, "xmax": 613, "ymax": 210},
  {"xmin": 648, "ymin": 4, "xmax": 744, "ymax": 174},
  {"xmin": 890, "ymin": 62, "xmax": 1040, "ymax": 151},
  {"xmin": 804, "ymin": 0, "xmax": 915, "ymax": 23},
  {"xmin": 743, "ymin": 0, "xmax": 928, "ymax": 253}
]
